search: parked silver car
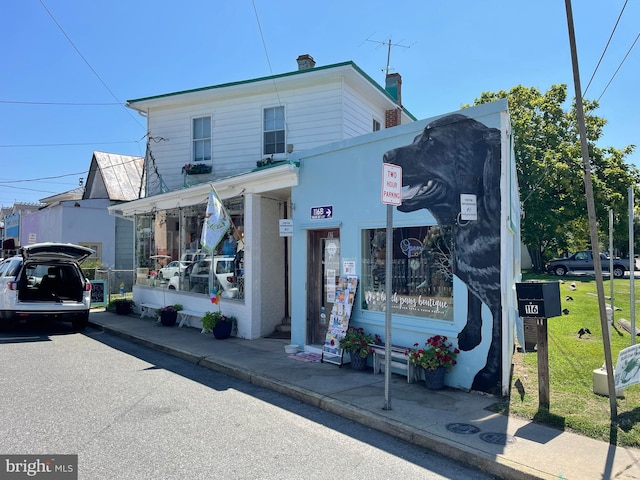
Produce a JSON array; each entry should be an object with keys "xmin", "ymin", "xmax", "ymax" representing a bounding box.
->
[{"xmin": 0, "ymin": 243, "xmax": 94, "ymax": 329}]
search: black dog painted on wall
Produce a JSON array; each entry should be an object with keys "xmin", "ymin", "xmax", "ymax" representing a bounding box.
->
[{"xmin": 383, "ymin": 113, "xmax": 502, "ymax": 394}]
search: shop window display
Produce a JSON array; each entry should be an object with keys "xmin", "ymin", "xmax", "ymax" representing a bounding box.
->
[
  {"xmin": 361, "ymin": 225, "xmax": 453, "ymax": 320},
  {"xmin": 134, "ymin": 202, "xmax": 245, "ymax": 300}
]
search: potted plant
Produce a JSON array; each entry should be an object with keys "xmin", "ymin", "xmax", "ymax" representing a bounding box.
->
[
  {"xmin": 159, "ymin": 304, "xmax": 182, "ymax": 327},
  {"xmin": 405, "ymin": 335, "xmax": 460, "ymax": 389},
  {"xmin": 111, "ymin": 298, "xmax": 135, "ymax": 315},
  {"xmin": 339, "ymin": 327, "xmax": 375, "ymax": 371},
  {"xmin": 182, "ymin": 163, "xmax": 212, "ymax": 175},
  {"xmin": 202, "ymin": 311, "xmax": 236, "ymax": 339}
]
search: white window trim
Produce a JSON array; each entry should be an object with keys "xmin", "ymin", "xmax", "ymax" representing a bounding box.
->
[
  {"xmin": 192, "ymin": 115, "xmax": 212, "ymax": 163},
  {"xmin": 262, "ymin": 105, "xmax": 286, "ymax": 159}
]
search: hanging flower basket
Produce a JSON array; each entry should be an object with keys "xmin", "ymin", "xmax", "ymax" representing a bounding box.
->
[{"xmin": 182, "ymin": 163, "xmax": 212, "ymax": 175}]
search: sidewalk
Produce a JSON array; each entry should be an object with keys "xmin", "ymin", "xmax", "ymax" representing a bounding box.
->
[{"xmin": 89, "ymin": 310, "xmax": 640, "ymax": 480}]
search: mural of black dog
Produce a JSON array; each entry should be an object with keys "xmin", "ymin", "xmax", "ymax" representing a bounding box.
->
[{"xmin": 383, "ymin": 113, "xmax": 502, "ymax": 394}]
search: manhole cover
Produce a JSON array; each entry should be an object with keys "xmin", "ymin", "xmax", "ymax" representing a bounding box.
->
[
  {"xmin": 479, "ymin": 432, "xmax": 516, "ymax": 445},
  {"xmin": 446, "ymin": 423, "xmax": 480, "ymax": 435}
]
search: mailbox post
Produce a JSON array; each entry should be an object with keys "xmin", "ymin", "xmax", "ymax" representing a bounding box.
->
[{"xmin": 516, "ymin": 282, "xmax": 561, "ymax": 409}]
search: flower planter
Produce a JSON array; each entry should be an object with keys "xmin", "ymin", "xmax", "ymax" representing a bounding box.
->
[
  {"xmin": 160, "ymin": 309, "xmax": 178, "ymax": 327},
  {"xmin": 115, "ymin": 302, "xmax": 132, "ymax": 315},
  {"xmin": 423, "ymin": 366, "xmax": 446, "ymax": 390},
  {"xmin": 212, "ymin": 320, "xmax": 233, "ymax": 339},
  {"xmin": 350, "ymin": 353, "xmax": 368, "ymax": 371}
]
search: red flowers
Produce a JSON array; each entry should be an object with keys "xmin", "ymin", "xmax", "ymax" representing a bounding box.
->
[{"xmin": 405, "ymin": 335, "xmax": 459, "ymax": 371}]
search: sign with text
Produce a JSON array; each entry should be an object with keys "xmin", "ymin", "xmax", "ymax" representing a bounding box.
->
[
  {"xmin": 381, "ymin": 163, "xmax": 402, "ymax": 205},
  {"xmin": 310, "ymin": 206, "xmax": 333, "ymax": 220},
  {"xmin": 615, "ymin": 343, "xmax": 640, "ymax": 390},
  {"xmin": 460, "ymin": 194, "xmax": 477, "ymax": 221},
  {"xmin": 279, "ymin": 219, "xmax": 293, "ymax": 237}
]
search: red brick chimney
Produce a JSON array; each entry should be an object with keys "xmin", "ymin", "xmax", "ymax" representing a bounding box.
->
[{"xmin": 384, "ymin": 73, "xmax": 402, "ymax": 128}]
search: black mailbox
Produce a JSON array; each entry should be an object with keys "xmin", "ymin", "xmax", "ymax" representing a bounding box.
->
[{"xmin": 516, "ymin": 282, "xmax": 561, "ymax": 318}]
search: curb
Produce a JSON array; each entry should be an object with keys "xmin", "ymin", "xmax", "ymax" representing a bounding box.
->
[{"xmin": 90, "ymin": 321, "xmax": 549, "ymax": 480}]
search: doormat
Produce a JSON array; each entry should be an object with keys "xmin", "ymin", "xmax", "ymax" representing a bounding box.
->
[{"xmin": 288, "ymin": 352, "xmax": 321, "ymax": 363}]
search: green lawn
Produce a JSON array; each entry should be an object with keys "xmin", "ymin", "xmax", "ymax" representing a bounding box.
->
[{"xmin": 489, "ymin": 272, "xmax": 640, "ymax": 447}]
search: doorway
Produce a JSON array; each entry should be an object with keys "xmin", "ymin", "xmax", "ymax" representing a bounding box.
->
[{"xmin": 307, "ymin": 229, "xmax": 340, "ymax": 345}]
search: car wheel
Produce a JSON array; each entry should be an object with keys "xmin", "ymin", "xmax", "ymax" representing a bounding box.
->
[
  {"xmin": 168, "ymin": 285, "xmax": 176, "ymax": 290},
  {"xmin": 72, "ymin": 312, "xmax": 89, "ymax": 330},
  {"xmin": 554, "ymin": 266, "xmax": 567, "ymax": 276},
  {"xmin": 613, "ymin": 266, "xmax": 625, "ymax": 279}
]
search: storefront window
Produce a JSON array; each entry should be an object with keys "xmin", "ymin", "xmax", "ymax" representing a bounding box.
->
[
  {"xmin": 361, "ymin": 225, "xmax": 453, "ymax": 320},
  {"xmin": 134, "ymin": 199, "xmax": 245, "ymax": 300}
]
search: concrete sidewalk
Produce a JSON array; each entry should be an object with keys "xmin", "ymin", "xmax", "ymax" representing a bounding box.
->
[{"xmin": 88, "ymin": 310, "xmax": 640, "ymax": 480}]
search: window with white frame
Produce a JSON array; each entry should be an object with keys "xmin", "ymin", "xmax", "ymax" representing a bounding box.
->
[
  {"xmin": 193, "ymin": 116, "xmax": 211, "ymax": 162},
  {"xmin": 263, "ymin": 106, "xmax": 285, "ymax": 155}
]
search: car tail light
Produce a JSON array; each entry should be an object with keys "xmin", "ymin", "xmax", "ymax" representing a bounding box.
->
[
  {"xmin": 85, "ymin": 281, "xmax": 92, "ymax": 292},
  {"xmin": 8, "ymin": 281, "xmax": 17, "ymax": 291}
]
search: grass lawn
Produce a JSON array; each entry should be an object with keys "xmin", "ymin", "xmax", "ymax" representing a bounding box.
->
[{"xmin": 489, "ymin": 271, "xmax": 640, "ymax": 448}]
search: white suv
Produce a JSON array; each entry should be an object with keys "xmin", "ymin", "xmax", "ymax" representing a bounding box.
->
[{"xmin": 0, "ymin": 243, "xmax": 94, "ymax": 329}]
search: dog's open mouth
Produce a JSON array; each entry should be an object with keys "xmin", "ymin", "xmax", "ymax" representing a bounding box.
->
[{"xmin": 402, "ymin": 179, "xmax": 445, "ymax": 203}]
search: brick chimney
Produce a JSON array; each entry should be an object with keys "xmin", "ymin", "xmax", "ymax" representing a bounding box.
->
[
  {"xmin": 384, "ymin": 73, "xmax": 402, "ymax": 128},
  {"xmin": 296, "ymin": 54, "xmax": 316, "ymax": 70}
]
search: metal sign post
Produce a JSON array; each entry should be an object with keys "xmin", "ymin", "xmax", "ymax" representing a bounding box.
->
[{"xmin": 381, "ymin": 163, "xmax": 402, "ymax": 410}]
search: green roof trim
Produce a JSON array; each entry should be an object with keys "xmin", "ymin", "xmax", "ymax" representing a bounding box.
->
[{"xmin": 127, "ymin": 61, "xmax": 416, "ymax": 120}]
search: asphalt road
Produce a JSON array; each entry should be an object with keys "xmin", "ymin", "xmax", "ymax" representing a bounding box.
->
[{"xmin": 0, "ymin": 322, "xmax": 495, "ymax": 480}]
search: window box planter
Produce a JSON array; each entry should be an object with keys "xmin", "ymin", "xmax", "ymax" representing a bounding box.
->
[{"xmin": 182, "ymin": 164, "xmax": 212, "ymax": 175}]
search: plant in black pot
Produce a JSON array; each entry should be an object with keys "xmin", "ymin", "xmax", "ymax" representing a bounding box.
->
[
  {"xmin": 112, "ymin": 298, "xmax": 135, "ymax": 315},
  {"xmin": 339, "ymin": 327, "xmax": 375, "ymax": 371},
  {"xmin": 202, "ymin": 311, "xmax": 236, "ymax": 339},
  {"xmin": 159, "ymin": 304, "xmax": 183, "ymax": 327}
]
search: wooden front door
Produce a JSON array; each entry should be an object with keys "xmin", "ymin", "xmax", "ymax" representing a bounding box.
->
[{"xmin": 307, "ymin": 229, "xmax": 340, "ymax": 345}]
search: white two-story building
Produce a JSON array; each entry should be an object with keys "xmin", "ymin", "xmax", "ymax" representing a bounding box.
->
[{"xmin": 110, "ymin": 55, "xmax": 415, "ymax": 339}]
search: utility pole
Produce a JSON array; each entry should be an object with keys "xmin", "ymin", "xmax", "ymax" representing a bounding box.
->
[{"xmin": 565, "ymin": 0, "xmax": 617, "ymax": 421}]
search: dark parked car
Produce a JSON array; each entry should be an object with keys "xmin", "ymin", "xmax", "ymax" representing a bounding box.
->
[
  {"xmin": 0, "ymin": 243, "xmax": 94, "ymax": 329},
  {"xmin": 545, "ymin": 250, "xmax": 637, "ymax": 278}
]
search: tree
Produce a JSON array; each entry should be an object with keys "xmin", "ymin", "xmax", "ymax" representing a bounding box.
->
[{"xmin": 467, "ymin": 85, "xmax": 639, "ymax": 270}]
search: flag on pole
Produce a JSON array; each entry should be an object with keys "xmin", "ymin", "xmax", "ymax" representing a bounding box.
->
[{"xmin": 201, "ymin": 187, "xmax": 231, "ymax": 254}]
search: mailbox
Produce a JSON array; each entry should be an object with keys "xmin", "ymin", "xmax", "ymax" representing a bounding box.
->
[{"xmin": 516, "ymin": 282, "xmax": 561, "ymax": 318}]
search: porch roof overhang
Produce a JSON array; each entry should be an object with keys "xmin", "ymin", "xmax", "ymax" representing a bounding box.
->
[{"xmin": 108, "ymin": 162, "xmax": 298, "ymax": 217}]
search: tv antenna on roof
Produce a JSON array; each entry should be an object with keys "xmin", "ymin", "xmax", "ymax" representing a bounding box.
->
[{"xmin": 364, "ymin": 35, "xmax": 414, "ymax": 76}]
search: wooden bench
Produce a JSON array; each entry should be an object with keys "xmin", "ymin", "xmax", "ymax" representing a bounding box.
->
[
  {"xmin": 177, "ymin": 309, "xmax": 201, "ymax": 328},
  {"xmin": 368, "ymin": 343, "xmax": 419, "ymax": 383},
  {"xmin": 140, "ymin": 303, "xmax": 162, "ymax": 319}
]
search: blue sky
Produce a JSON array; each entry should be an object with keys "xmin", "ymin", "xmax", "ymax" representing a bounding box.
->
[{"xmin": 1, "ymin": 0, "xmax": 638, "ymax": 207}]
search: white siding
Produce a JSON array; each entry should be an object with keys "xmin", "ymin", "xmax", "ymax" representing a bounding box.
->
[{"xmin": 144, "ymin": 78, "xmax": 390, "ymax": 192}]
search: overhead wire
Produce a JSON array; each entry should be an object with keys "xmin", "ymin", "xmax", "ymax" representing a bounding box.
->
[
  {"xmin": 596, "ymin": 32, "xmax": 639, "ymax": 103},
  {"xmin": 583, "ymin": 0, "xmax": 628, "ymax": 97},
  {"xmin": 38, "ymin": 0, "xmax": 144, "ymax": 130}
]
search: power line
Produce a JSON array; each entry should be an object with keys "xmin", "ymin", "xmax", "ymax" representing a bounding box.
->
[
  {"xmin": 597, "ymin": 32, "xmax": 639, "ymax": 102},
  {"xmin": 38, "ymin": 0, "xmax": 144, "ymax": 130},
  {"xmin": 0, "ymin": 100, "xmax": 122, "ymax": 106},
  {"xmin": 0, "ymin": 141, "xmax": 140, "ymax": 148},
  {"xmin": 583, "ymin": 0, "xmax": 628, "ymax": 97}
]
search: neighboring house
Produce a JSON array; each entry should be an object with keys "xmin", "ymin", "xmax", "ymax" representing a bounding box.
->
[
  {"xmin": 1, "ymin": 202, "xmax": 45, "ymax": 256},
  {"xmin": 111, "ymin": 54, "xmax": 415, "ymax": 340},
  {"xmin": 15, "ymin": 151, "xmax": 144, "ymax": 278}
]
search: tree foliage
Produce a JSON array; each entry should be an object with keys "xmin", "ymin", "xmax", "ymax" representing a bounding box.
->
[{"xmin": 467, "ymin": 85, "xmax": 639, "ymax": 270}]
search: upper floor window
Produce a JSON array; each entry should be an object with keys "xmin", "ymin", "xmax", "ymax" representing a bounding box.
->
[
  {"xmin": 263, "ymin": 106, "xmax": 285, "ymax": 155},
  {"xmin": 193, "ymin": 116, "xmax": 211, "ymax": 162}
]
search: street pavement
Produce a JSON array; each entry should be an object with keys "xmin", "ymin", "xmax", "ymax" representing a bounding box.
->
[{"xmin": 88, "ymin": 310, "xmax": 640, "ymax": 480}]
